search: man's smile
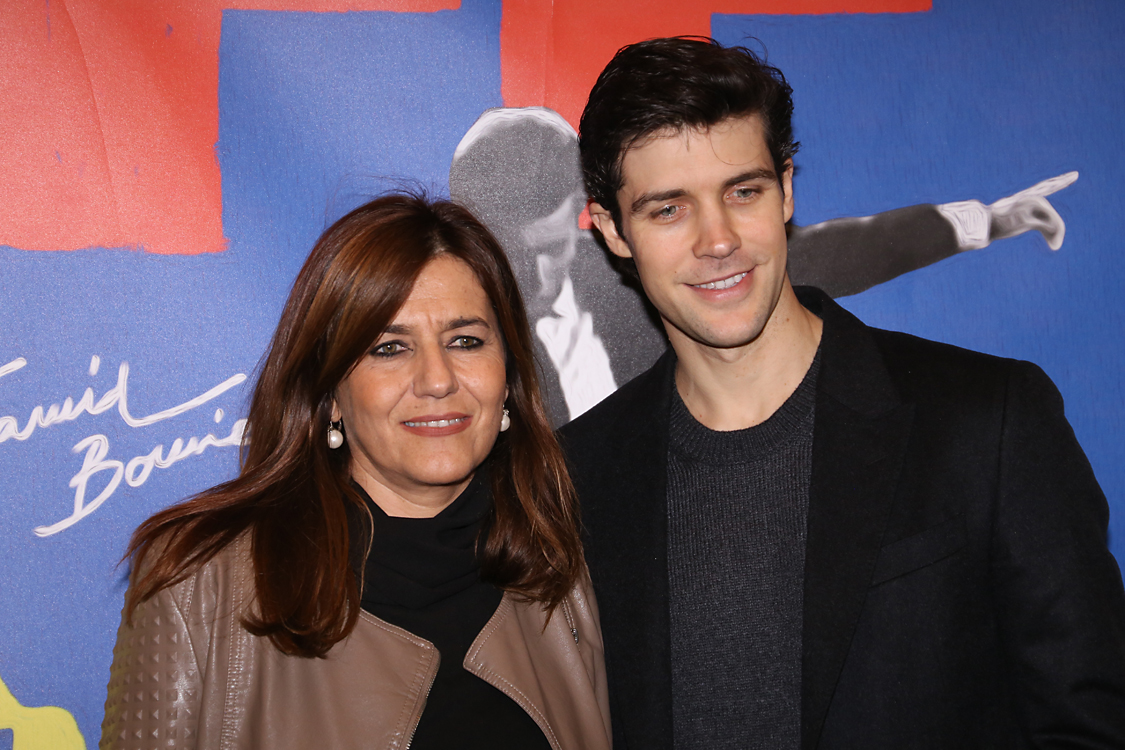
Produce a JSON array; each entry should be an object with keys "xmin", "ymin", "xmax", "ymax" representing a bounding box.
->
[{"xmin": 690, "ymin": 271, "xmax": 748, "ymax": 290}]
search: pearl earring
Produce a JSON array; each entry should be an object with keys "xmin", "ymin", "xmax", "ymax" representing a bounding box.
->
[
  {"xmin": 327, "ymin": 420, "xmax": 344, "ymax": 449},
  {"xmin": 499, "ymin": 408, "xmax": 510, "ymax": 432}
]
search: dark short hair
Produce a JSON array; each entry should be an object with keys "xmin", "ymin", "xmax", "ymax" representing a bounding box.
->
[{"xmin": 579, "ymin": 36, "xmax": 799, "ymax": 232}]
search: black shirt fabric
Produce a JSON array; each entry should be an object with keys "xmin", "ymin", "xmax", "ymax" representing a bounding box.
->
[
  {"xmin": 348, "ymin": 472, "xmax": 551, "ymax": 750},
  {"xmin": 666, "ymin": 350, "xmax": 820, "ymax": 749}
]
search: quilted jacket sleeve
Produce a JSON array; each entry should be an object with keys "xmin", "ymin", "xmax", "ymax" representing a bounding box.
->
[{"xmin": 100, "ymin": 574, "xmax": 208, "ymax": 750}]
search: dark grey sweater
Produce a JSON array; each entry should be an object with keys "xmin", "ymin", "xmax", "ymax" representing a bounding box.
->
[{"xmin": 667, "ymin": 354, "xmax": 819, "ymax": 749}]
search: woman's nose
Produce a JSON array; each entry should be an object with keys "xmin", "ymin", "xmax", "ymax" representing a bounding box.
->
[{"xmin": 414, "ymin": 345, "xmax": 458, "ymax": 398}]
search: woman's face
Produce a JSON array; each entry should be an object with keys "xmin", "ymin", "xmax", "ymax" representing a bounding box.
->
[{"xmin": 333, "ymin": 254, "xmax": 509, "ymax": 517}]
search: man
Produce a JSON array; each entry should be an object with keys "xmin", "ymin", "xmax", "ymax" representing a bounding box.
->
[
  {"xmin": 561, "ymin": 37, "xmax": 1125, "ymax": 749},
  {"xmin": 450, "ymin": 107, "xmax": 1078, "ymax": 425}
]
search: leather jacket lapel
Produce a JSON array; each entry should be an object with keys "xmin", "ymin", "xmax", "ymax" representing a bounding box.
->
[{"xmin": 465, "ymin": 585, "xmax": 612, "ymax": 750}]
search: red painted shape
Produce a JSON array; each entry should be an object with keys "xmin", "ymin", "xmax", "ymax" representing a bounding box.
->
[
  {"xmin": 1, "ymin": 0, "xmax": 923, "ymax": 255},
  {"xmin": 0, "ymin": 0, "xmax": 456, "ymax": 255},
  {"xmin": 502, "ymin": 0, "xmax": 931, "ymax": 129}
]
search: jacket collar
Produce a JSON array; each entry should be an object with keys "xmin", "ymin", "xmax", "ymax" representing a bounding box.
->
[{"xmin": 796, "ymin": 287, "xmax": 905, "ymax": 415}]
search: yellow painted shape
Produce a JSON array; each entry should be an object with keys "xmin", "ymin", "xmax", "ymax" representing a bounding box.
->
[{"xmin": 0, "ymin": 673, "xmax": 86, "ymax": 750}]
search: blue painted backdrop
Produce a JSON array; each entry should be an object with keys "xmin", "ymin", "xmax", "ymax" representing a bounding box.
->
[
  {"xmin": 0, "ymin": 0, "xmax": 1121, "ymax": 745},
  {"xmin": 714, "ymin": 2, "xmax": 1125, "ymax": 549}
]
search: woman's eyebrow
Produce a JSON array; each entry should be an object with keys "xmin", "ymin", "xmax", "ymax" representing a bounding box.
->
[
  {"xmin": 380, "ymin": 317, "xmax": 491, "ymax": 337},
  {"xmin": 445, "ymin": 316, "xmax": 490, "ymax": 332}
]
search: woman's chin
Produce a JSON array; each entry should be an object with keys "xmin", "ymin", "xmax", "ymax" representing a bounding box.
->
[{"xmin": 357, "ymin": 462, "xmax": 480, "ymax": 498}]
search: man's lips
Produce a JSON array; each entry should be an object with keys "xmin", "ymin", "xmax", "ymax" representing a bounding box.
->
[
  {"xmin": 690, "ymin": 270, "xmax": 749, "ymax": 290},
  {"xmin": 402, "ymin": 414, "xmax": 472, "ymax": 436}
]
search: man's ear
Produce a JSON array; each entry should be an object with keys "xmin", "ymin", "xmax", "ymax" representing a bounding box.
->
[
  {"xmin": 781, "ymin": 160, "xmax": 795, "ymax": 224},
  {"xmin": 588, "ymin": 202, "xmax": 633, "ymax": 260}
]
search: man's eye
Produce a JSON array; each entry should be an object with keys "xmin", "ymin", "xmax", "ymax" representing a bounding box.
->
[
  {"xmin": 372, "ymin": 341, "xmax": 407, "ymax": 357},
  {"xmin": 731, "ymin": 187, "xmax": 759, "ymax": 200},
  {"xmin": 450, "ymin": 335, "xmax": 484, "ymax": 349},
  {"xmin": 654, "ymin": 205, "xmax": 680, "ymax": 219}
]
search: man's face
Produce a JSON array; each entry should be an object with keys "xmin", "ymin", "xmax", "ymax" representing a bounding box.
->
[{"xmin": 591, "ymin": 114, "xmax": 794, "ymax": 353}]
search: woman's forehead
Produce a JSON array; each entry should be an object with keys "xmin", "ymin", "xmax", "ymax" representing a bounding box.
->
[{"xmin": 387, "ymin": 255, "xmax": 497, "ymax": 327}]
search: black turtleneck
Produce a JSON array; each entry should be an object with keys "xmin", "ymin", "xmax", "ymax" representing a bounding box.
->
[{"xmin": 348, "ymin": 472, "xmax": 551, "ymax": 750}]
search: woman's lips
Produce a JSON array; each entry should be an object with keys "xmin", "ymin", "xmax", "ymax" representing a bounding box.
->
[{"xmin": 401, "ymin": 414, "xmax": 472, "ymax": 437}]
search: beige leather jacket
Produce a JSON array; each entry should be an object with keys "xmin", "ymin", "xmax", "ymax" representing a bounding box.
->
[{"xmin": 99, "ymin": 536, "xmax": 612, "ymax": 750}]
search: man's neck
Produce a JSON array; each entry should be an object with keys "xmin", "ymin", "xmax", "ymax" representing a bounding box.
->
[{"xmin": 671, "ymin": 285, "xmax": 823, "ymax": 431}]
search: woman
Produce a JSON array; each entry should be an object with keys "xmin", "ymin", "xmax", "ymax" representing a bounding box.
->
[{"xmin": 100, "ymin": 194, "xmax": 611, "ymax": 750}]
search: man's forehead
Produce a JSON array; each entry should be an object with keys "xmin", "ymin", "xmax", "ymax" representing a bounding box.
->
[{"xmin": 618, "ymin": 113, "xmax": 773, "ymax": 188}]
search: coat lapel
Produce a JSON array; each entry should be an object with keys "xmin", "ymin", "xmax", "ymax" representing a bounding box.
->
[
  {"xmin": 796, "ymin": 289, "xmax": 915, "ymax": 750},
  {"xmin": 574, "ymin": 351, "xmax": 677, "ymax": 750}
]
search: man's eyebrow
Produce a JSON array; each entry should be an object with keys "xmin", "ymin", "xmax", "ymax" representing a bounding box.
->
[
  {"xmin": 630, "ymin": 189, "xmax": 687, "ymax": 215},
  {"xmin": 629, "ymin": 169, "xmax": 780, "ymax": 215},
  {"xmin": 723, "ymin": 168, "xmax": 777, "ymax": 189}
]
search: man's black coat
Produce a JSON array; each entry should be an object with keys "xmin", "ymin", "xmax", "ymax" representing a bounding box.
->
[{"xmin": 560, "ymin": 288, "xmax": 1125, "ymax": 749}]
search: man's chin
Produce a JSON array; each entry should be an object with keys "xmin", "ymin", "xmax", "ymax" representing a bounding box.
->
[{"xmin": 665, "ymin": 319, "xmax": 770, "ymax": 353}]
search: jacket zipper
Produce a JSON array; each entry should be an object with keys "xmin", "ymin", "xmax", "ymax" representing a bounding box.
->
[
  {"xmin": 561, "ymin": 599, "xmax": 579, "ymax": 644},
  {"xmin": 403, "ymin": 650, "xmax": 440, "ymax": 750}
]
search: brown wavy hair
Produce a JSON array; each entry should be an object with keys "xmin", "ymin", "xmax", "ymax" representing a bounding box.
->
[{"xmin": 123, "ymin": 193, "xmax": 582, "ymax": 657}]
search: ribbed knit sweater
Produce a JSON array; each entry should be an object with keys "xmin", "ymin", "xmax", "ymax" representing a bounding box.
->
[{"xmin": 667, "ymin": 352, "xmax": 820, "ymax": 749}]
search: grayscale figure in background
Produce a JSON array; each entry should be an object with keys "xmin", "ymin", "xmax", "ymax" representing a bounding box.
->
[
  {"xmin": 450, "ymin": 107, "xmax": 1076, "ymax": 424},
  {"xmin": 791, "ymin": 170, "xmax": 1076, "ymax": 297}
]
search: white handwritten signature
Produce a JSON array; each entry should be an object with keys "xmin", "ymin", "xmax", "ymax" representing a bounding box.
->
[
  {"xmin": 1, "ymin": 356, "xmax": 249, "ymax": 537},
  {"xmin": 0, "ymin": 355, "xmax": 246, "ymax": 441}
]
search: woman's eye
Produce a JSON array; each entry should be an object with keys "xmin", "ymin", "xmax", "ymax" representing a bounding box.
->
[
  {"xmin": 450, "ymin": 335, "xmax": 483, "ymax": 349},
  {"xmin": 372, "ymin": 341, "xmax": 407, "ymax": 357}
]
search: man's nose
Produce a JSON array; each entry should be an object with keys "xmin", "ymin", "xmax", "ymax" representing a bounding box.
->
[{"xmin": 694, "ymin": 204, "xmax": 740, "ymax": 259}]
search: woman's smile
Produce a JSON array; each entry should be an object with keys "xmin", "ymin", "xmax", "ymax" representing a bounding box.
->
[{"xmin": 402, "ymin": 413, "xmax": 472, "ymax": 435}]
